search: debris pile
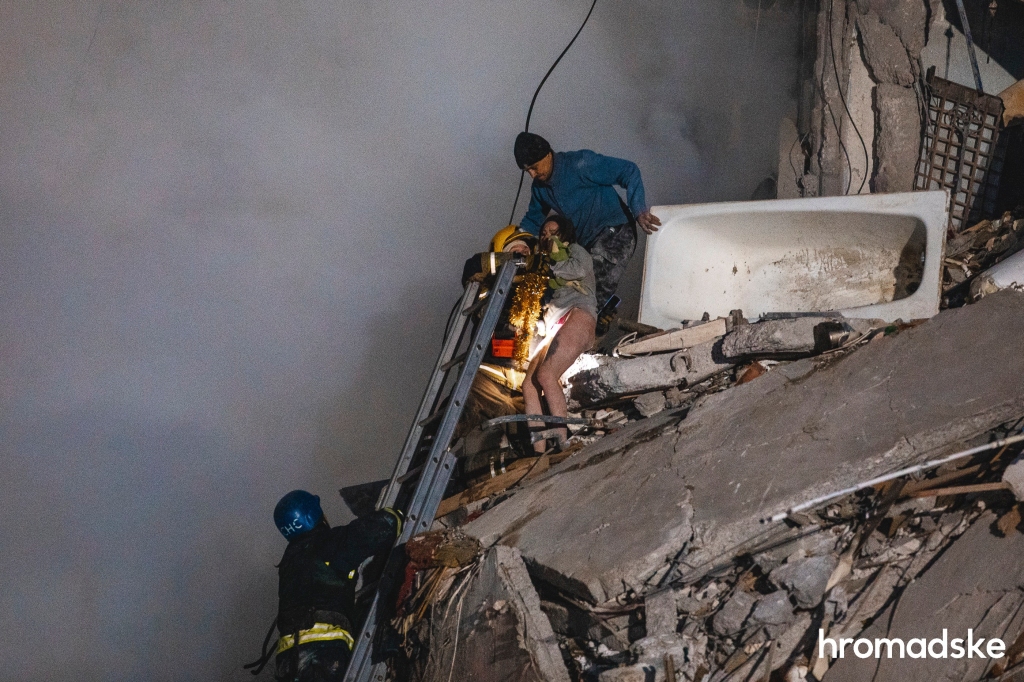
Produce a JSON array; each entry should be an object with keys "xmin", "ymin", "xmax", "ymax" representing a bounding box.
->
[
  {"xmin": 389, "ymin": 283, "xmax": 1024, "ymax": 681},
  {"xmin": 943, "ymin": 213, "xmax": 1024, "ymax": 306}
]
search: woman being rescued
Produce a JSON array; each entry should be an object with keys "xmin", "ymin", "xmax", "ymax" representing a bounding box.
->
[{"xmin": 523, "ymin": 214, "xmax": 598, "ymax": 454}]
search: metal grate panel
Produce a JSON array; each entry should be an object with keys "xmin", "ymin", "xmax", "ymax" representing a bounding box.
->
[{"xmin": 915, "ymin": 73, "xmax": 1006, "ymax": 232}]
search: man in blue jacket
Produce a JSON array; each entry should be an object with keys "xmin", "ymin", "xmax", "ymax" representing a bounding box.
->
[{"xmin": 514, "ymin": 132, "xmax": 661, "ymax": 308}]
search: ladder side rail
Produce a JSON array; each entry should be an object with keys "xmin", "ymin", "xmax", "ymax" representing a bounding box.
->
[
  {"xmin": 400, "ymin": 259, "xmax": 517, "ymax": 535},
  {"xmin": 343, "ymin": 451, "xmax": 459, "ymax": 682},
  {"xmin": 344, "ymin": 261, "xmax": 518, "ymax": 682},
  {"xmin": 378, "ymin": 282, "xmax": 479, "ymax": 508}
]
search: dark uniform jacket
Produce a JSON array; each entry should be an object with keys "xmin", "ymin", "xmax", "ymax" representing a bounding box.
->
[{"xmin": 277, "ymin": 509, "xmax": 400, "ymax": 634}]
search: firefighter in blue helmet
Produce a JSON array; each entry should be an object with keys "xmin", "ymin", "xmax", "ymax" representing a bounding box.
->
[{"xmin": 245, "ymin": 490, "xmax": 401, "ymax": 681}]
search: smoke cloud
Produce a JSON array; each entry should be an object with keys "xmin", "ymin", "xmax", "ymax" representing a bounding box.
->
[{"xmin": 0, "ymin": 1, "xmax": 801, "ymax": 678}]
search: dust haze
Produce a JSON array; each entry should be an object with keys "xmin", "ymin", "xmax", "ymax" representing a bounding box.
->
[{"xmin": 0, "ymin": 1, "xmax": 801, "ymax": 678}]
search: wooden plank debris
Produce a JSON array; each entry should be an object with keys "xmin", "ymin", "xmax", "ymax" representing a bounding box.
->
[
  {"xmin": 616, "ymin": 318, "xmax": 727, "ymax": 356},
  {"xmin": 906, "ymin": 481, "xmax": 1009, "ymax": 498}
]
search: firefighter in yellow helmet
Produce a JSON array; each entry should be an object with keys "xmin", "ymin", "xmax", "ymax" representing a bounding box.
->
[
  {"xmin": 490, "ymin": 225, "xmax": 534, "ymax": 255},
  {"xmin": 455, "ymin": 227, "xmax": 538, "ymax": 469},
  {"xmin": 461, "ymin": 225, "xmax": 535, "ymax": 284}
]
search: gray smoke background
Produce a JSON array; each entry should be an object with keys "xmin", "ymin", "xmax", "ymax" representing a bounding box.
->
[{"xmin": 0, "ymin": 1, "xmax": 801, "ymax": 678}]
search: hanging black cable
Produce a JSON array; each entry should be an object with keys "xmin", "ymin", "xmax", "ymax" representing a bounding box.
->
[
  {"xmin": 507, "ymin": 0, "xmax": 600, "ymax": 226},
  {"xmin": 827, "ymin": 0, "xmax": 870, "ymax": 194}
]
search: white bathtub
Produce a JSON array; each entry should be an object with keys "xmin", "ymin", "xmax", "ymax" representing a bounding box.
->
[{"xmin": 639, "ymin": 191, "xmax": 949, "ymax": 327}]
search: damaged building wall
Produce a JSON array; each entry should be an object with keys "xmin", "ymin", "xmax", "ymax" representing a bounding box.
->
[
  {"xmin": 792, "ymin": 0, "xmax": 1024, "ymax": 203},
  {"xmin": 790, "ymin": 0, "xmax": 938, "ymax": 198}
]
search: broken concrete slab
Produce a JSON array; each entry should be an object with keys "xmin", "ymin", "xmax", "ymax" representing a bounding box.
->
[
  {"xmin": 466, "ymin": 410, "xmax": 694, "ymax": 604},
  {"xmin": 597, "ymin": 666, "xmax": 646, "ymax": 682},
  {"xmin": 633, "ymin": 391, "xmax": 667, "ymax": 418},
  {"xmin": 769, "ymin": 555, "xmax": 837, "ymax": 609},
  {"xmin": 750, "ymin": 590, "xmax": 796, "ymax": 630},
  {"xmin": 872, "ymin": 83, "xmax": 921, "ymax": 193},
  {"xmin": 644, "ymin": 589, "xmax": 679, "ymax": 636},
  {"xmin": 713, "ymin": 590, "xmax": 758, "ymax": 636},
  {"xmin": 1000, "ymin": 78, "xmax": 1024, "ymax": 127},
  {"xmin": 464, "ymin": 291, "xmax": 1024, "ymax": 604},
  {"xmin": 631, "ymin": 632, "xmax": 706, "ymax": 682},
  {"xmin": 722, "ymin": 317, "xmax": 830, "ymax": 357},
  {"xmin": 856, "ymin": 12, "xmax": 916, "ymax": 86},
  {"xmin": 419, "ymin": 545, "xmax": 570, "ymax": 682},
  {"xmin": 720, "ymin": 317, "xmax": 877, "ymax": 359},
  {"xmin": 568, "ymin": 339, "xmax": 733, "ymax": 407},
  {"xmin": 822, "ymin": 513, "xmax": 1024, "ymax": 682}
]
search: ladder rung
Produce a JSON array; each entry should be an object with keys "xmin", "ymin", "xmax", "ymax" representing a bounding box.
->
[
  {"xmin": 396, "ymin": 464, "xmax": 423, "ymax": 484},
  {"xmin": 418, "ymin": 409, "xmax": 444, "ymax": 428},
  {"xmin": 439, "ymin": 351, "xmax": 468, "ymax": 373},
  {"xmin": 462, "ymin": 293, "xmax": 489, "ymax": 317}
]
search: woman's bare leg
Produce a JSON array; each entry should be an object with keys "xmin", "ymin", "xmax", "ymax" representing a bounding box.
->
[
  {"xmin": 532, "ymin": 309, "xmax": 596, "ymax": 448},
  {"xmin": 524, "ymin": 346, "xmax": 548, "ymax": 425}
]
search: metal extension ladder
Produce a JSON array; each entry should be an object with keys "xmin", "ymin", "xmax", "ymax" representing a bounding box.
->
[{"xmin": 343, "ymin": 258, "xmax": 520, "ymax": 682}]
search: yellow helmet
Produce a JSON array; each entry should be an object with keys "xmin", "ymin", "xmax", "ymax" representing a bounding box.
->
[{"xmin": 490, "ymin": 225, "xmax": 535, "ymax": 253}]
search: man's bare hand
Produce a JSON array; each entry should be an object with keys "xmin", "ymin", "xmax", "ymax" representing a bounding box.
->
[{"xmin": 637, "ymin": 210, "xmax": 662, "ymax": 235}]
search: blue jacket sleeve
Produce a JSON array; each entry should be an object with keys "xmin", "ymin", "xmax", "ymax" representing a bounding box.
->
[
  {"xmin": 577, "ymin": 150, "xmax": 648, "ymax": 220},
  {"xmin": 518, "ymin": 186, "xmax": 547, "ymax": 236}
]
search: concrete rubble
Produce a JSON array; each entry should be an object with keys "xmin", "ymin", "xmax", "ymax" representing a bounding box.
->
[
  {"xmin": 414, "ymin": 544, "xmax": 569, "ymax": 682},
  {"xmin": 391, "ymin": 217, "xmax": 1024, "ymax": 680},
  {"xmin": 568, "ymin": 338, "xmax": 734, "ymax": 407}
]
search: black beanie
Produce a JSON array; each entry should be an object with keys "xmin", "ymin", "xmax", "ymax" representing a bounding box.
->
[{"xmin": 514, "ymin": 132, "xmax": 552, "ymax": 169}]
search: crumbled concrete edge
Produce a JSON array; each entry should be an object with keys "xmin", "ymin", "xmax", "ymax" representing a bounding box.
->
[
  {"xmin": 680, "ymin": 397, "xmax": 1024, "ymax": 580},
  {"xmin": 494, "ymin": 545, "xmax": 572, "ymax": 682}
]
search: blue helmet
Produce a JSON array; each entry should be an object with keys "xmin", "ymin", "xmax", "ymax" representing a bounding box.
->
[{"xmin": 274, "ymin": 490, "xmax": 324, "ymax": 540}]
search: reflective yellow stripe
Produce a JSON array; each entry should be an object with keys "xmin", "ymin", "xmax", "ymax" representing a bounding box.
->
[
  {"xmin": 489, "ymin": 252, "xmax": 497, "ymax": 275},
  {"xmin": 276, "ymin": 623, "xmax": 354, "ymax": 654},
  {"xmin": 382, "ymin": 507, "xmax": 403, "ymax": 537}
]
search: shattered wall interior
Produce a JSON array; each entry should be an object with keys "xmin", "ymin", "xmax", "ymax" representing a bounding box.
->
[
  {"xmin": 783, "ymin": 0, "xmax": 1024, "ymax": 205},
  {"xmin": 384, "ymin": 3, "xmax": 1024, "ymax": 681},
  {"xmin": 3, "ymin": 0, "xmax": 1024, "ymax": 680},
  {"xmin": 0, "ymin": 1, "xmax": 811, "ymax": 680}
]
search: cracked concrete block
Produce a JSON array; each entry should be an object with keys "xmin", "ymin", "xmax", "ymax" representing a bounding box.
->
[
  {"xmin": 721, "ymin": 318, "xmax": 828, "ymax": 357},
  {"xmin": 420, "ymin": 545, "xmax": 570, "ymax": 682},
  {"xmin": 634, "ymin": 391, "xmax": 667, "ymax": 418},
  {"xmin": 775, "ymin": 358, "xmax": 817, "ymax": 382},
  {"xmin": 632, "ymin": 632, "xmax": 706, "ymax": 682},
  {"xmin": 568, "ymin": 339, "xmax": 733, "ymax": 406},
  {"xmin": 598, "ymin": 666, "xmax": 647, "ymax": 682},
  {"xmin": 873, "ymin": 0, "xmax": 929, "ymax": 57},
  {"xmin": 713, "ymin": 590, "xmax": 759, "ymax": 636},
  {"xmin": 750, "ymin": 591, "xmax": 796, "ymax": 628},
  {"xmin": 823, "ymin": 513, "xmax": 1024, "ymax": 681},
  {"xmin": 772, "ymin": 613, "xmax": 814, "ymax": 671},
  {"xmin": 770, "ymin": 555, "xmax": 838, "ymax": 609},
  {"xmin": 856, "ymin": 13, "xmax": 916, "ymax": 86},
  {"xmin": 721, "ymin": 318, "xmax": 877, "ymax": 359},
  {"xmin": 1003, "ymin": 455, "xmax": 1024, "ymax": 502},
  {"xmin": 465, "ymin": 292, "xmax": 1024, "ymax": 604},
  {"xmin": 644, "ymin": 589, "xmax": 679, "ymax": 636},
  {"xmin": 755, "ymin": 529, "xmax": 839, "ymax": 574},
  {"xmin": 873, "ymin": 83, "xmax": 921, "ymax": 193}
]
